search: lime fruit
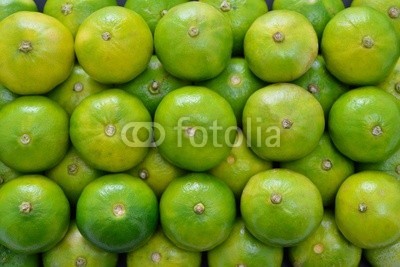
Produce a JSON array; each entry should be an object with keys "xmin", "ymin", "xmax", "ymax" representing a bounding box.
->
[
  {"xmin": 196, "ymin": 57, "xmax": 265, "ymax": 123},
  {"xmin": 0, "ymin": 0, "xmax": 37, "ymax": 21},
  {"xmin": 0, "ymin": 175, "xmax": 70, "ymax": 254},
  {"xmin": 241, "ymin": 168, "xmax": 324, "ymax": 247},
  {"xmin": 207, "ymin": 218, "xmax": 284, "ymax": 267},
  {"xmin": 42, "ymin": 221, "xmax": 118, "ymax": 267},
  {"xmin": 377, "ymin": 56, "xmax": 400, "ymax": 100},
  {"xmin": 281, "ymin": 132, "xmax": 355, "ymax": 207},
  {"xmin": 244, "ymin": 10, "xmax": 318, "ymax": 82},
  {"xmin": 154, "ymin": 86, "xmax": 237, "ymax": 172},
  {"xmin": 0, "ymin": 84, "xmax": 18, "ymax": 110},
  {"xmin": 0, "ymin": 11, "xmax": 74, "ymax": 95},
  {"xmin": 335, "ymin": 171, "xmax": 400, "ymax": 249},
  {"xmin": 0, "ymin": 96, "xmax": 69, "ymax": 173},
  {"xmin": 126, "ymin": 227, "xmax": 202, "ymax": 267},
  {"xmin": 47, "ymin": 64, "xmax": 110, "ymax": 116},
  {"xmin": 200, "ymin": 0, "xmax": 268, "ymax": 55},
  {"xmin": 159, "ymin": 173, "xmax": 236, "ymax": 252},
  {"xmin": 75, "ymin": 6, "xmax": 153, "ymax": 84},
  {"xmin": 328, "ymin": 86, "xmax": 400, "ymax": 163},
  {"xmin": 0, "ymin": 244, "xmax": 39, "ymax": 267},
  {"xmin": 0, "ymin": 161, "xmax": 21, "ymax": 189},
  {"xmin": 154, "ymin": 1, "xmax": 233, "ymax": 81},
  {"xmin": 321, "ymin": 6, "xmax": 400, "ymax": 85},
  {"xmin": 70, "ymin": 89, "xmax": 152, "ymax": 172},
  {"xmin": 45, "ymin": 147, "xmax": 105, "ymax": 205},
  {"xmin": 357, "ymin": 147, "xmax": 400, "ymax": 180},
  {"xmin": 288, "ymin": 210, "xmax": 362, "ymax": 267},
  {"xmin": 364, "ymin": 239, "xmax": 400, "ymax": 267},
  {"xmin": 121, "ymin": 55, "xmax": 191, "ymax": 117},
  {"xmin": 242, "ymin": 83, "xmax": 325, "ymax": 162},
  {"xmin": 76, "ymin": 173, "xmax": 158, "ymax": 253}
]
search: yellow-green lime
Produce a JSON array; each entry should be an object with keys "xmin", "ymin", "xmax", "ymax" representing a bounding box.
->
[
  {"xmin": 0, "ymin": 161, "xmax": 21, "ymax": 189},
  {"xmin": 154, "ymin": 86, "xmax": 237, "ymax": 172},
  {"xmin": 159, "ymin": 173, "xmax": 236, "ymax": 252},
  {"xmin": 70, "ymin": 89, "xmax": 152, "ymax": 172},
  {"xmin": 42, "ymin": 221, "xmax": 118, "ymax": 267},
  {"xmin": 45, "ymin": 147, "xmax": 105, "ymax": 205},
  {"xmin": 154, "ymin": 1, "xmax": 233, "ymax": 81},
  {"xmin": 357, "ymin": 147, "xmax": 400, "ymax": 180},
  {"xmin": 121, "ymin": 55, "xmax": 191, "ymax": 117},
  {"xmin": 200, "ymin": 0, "xmax": 268, "ymax": 55},
  {"xmin": 241, "ymin": 169, "xmax": 324, "ymax": 247},
  {"xmin": 244, "ymin": 10, "xmax": 318, "ymax": 82},
  {"xmin": 0, "ymin": 96, "xmax": 69, "ymax": 173},
  {"xmin": 321, "ymin": 6, "xmax": 400, "ymax": 85},
  {"xmin": 0, "ymin": 0, "xmax": 37, "ymax": 21},
  {"xmin": 377, "ymin": 56, "xmax": 400, "ymax": 100},
  {"xmin": 196, "ymin": 57, "xmax": 266, "ymax": 123},
  {"xmin": 0, "ymin": 84, "xmax": 18, "ymax": 110},
  {"xmin": 281, "ymin": 132, "xmax": 355, "ymax": 207},
  {"xmin": 0, "ymin": 175, "xmax": 70, "ymax": 254},
  {"xmin": 47, "ymin": 64, "xmax": 110, "ymax": 116},
  {"xmin": 126, "ymin": 227, "xmax": 202, "ymax": 267},
  {"xmin": 288, "ymin": 210, "xmax": 362, "ymax": 267},
  {"xmin": 335, "ymin": 171, "xmax": 400, "ymax": 249},
  {"xmin": 242, "ymin": 83, "xmax": 325, "ymax": 162},
  {"xmin": 364, "ymin": 239, "xmax": 400, "ymax": 267},
  {"xmin": 76, "ymin": 174, "xmax": 158, "ymax": 253},
  {"xmin": 209, "ymin": 130, "xmax": 273, "ymax": 199},
  {"xmin": 207, "ymin": 218, "xmax": 284, "ymax": 267},
  {"xmin": 328, "ymin": 86, "xmax": 400, "ymax": 163}
]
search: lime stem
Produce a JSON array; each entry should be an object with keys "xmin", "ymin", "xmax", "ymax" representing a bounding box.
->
[
  {"xmin": 67, "ymin": 163, "xmax": 78, "ymax": 175},
  {"xmin": 226, "ymin": 155, "xmax": 235, "ymax": 164},
  {"xmin": 282, "ymin": 119, "xmax": 293, "ymax": 129},
  {"xmin": 61, "ymin": 3, "xmax": 73, "ymax": 15},
  {"xmin": 273, "ymin": 32, "xmax": 285, "ymax": 43},
  {"xmin": 308, "ymin": 84, "xmax": 319, "ymax": 94},
  {"xmin": 105, "ymin": 124, "xmax": 116, "ymax": 137},
  {"xmin": 151, "ymin": 252, "xmax": 162, "ymax": 263},
  {"xmin": 149, "ymin": 81, "xmax": 160, "ymax": 94},
  {"xmin": 139, "ymin": 169, "xmax": 149, "ymax": 180},
  {"xmin": 270, "ymin": 193, "xmax": 282, "ymax": 204},
  {"xmin": 321, "ymin": 159, "xmax": 333, "ymax": 171},
  {"xmin": 19, "ymin": 41, "xmax": 33, "ymax": 53},
  {"xmin": 20, "ymin": 134, "xmax": 31, "ymax": 145},
  {"xmin": 395, "ymin": 82, "xmax": 400, "ymax": 94},
  {"xmin": 358, "ymin": 203, "xmax": 368, "ymax": 213},
  {"xmin": 362, "ymin": 36, "xmax": 374, "ymax": 49},
  {"xmin": 220, "ymin": 0, "xmax": 231, "ymax": 12},
  {"xmin": 230, "ymin": 75, "xmax": 241, "ymax": 86},
  {"xmin": 113, "ymin": 204, "xmax": 125, "ymax": 217},
  {"xmin": 388, "ymin": 6, "xmax": 399, "ymax": 19},
  {"xmin": 193, "ymin": 202, "xmax": 205, "ymax": 214},
  {"xmin": 160, "ymin": 9, "xmax": 168, "ymax": 17},
  {"xmin": 102, "ymin": 32, "xmax": 112, "ymax": 41},
  {"xmin": 313, "ymin": 243, "xmax": 324, "ymax": 254},
  {"xmin": 73, "ymin": 82, "xmax": 84, "ymax": 92},
  {"xmin": 19, "ymin": 202, "xmax": 32, "ymax": 213},
  {"xmin": 372, "ymin": 126, "xmax": 383, "ymax": 136},
  {"xmin": 188, "ymin": 26, "xmax": 199, "ymax": 37},
  {"xmin": 75, "ymin": 257, "xmax": 87, "ymax": 267}
]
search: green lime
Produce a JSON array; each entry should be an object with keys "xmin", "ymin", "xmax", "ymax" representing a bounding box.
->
[
  {"xmin": 0, "ymin": 0, "xmax": 37, "ymax": 21},
  {"xmin": 0, "ymin": 84, "xmax": 18, "ymax": 110},
  {"xmin": 288, "ymin": 210, "xmax": 362, "ymax": 267},
  {"xmin": 126, "ymin": 227, "xmax": 202, "ymax": 267},
  {"xmin": 281, "ymin": 132, "xmax": 355, "ymax": 207},
  {"xmin": 159, "ymin": 173, "xmax": 236, "ymax": 252},
  {"xmin": 207, "ymin": 218, "xmax": 284, "ymax": 267},
  {"xmin": 242, "ymin": 83, "xmax": 325, "ymax": 162},
  {"xmin": 0, "ymin": 160, "xmax": 21, "ymax": 189},
  {"xmin": 357, "ymin": 147, "xmax": 400, "ymax": 180},
  {"xmin": 76, "ymin": 173, "xmax": 158, "ymax": 253},
  {"xmin": 377, "ymin": 56, "xmax": 400, "ymax": 100},
  {"xmin": 241, "ymin": 169, "xmax": 324, "ymax": 247},
  {"xmin": 42, "ymin": 221, "xmax": 118, "ymax": 267},
  {"xmin": 0, "ymin": 175, "xmax": 70, "ymax": 254},
  {"xmin": 0, "ymin": 244, "xmax": 39, "ymax": 267},
  {"xmin": 364, "ymin": 239, "xmax": 400, "ymax": 267},
  {"xmin": 335, "ymin": 171, "xmax": 400, "ymax": 249}
]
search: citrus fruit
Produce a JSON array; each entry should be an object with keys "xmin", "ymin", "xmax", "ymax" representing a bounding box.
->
[
  {"xmin": 196, "ymin": 57, "xmax": 265, "ymax": 123},
  {"xmin": 364, "ymin": 239, "xmax": 400, "ymax": 267},
  {"xmin": 351, "ymin": 0, "xmax": 400, "ymax": 40},
  {"xmin": 209, "ymin": 130, "xmax": 273, "ymax": 199},
  {"xmin": 0, "ymin": 161, "xmax": 21, "ymax": 189},
  {"xmin": 357, "ymin": 147, "xmax": 400, "ymax": 180},
  {"xmin": 0, "ymin": 96, "xmax": 69, "ymax": 173},
  {"xmin": 292, "ymin": 55, "xmax": 349, "ymax": 118},
  {"xmin": 0, "ymin": 0, "xmax": 37, "ymax": 21},
  {"xmin": 121, "ymin": 55, "xmax": 191, "ymax": 117},
  {"xmin": 154, "ymin": 1, "xmax": 233, "ymax": 81},
  {"xmin": 0, "ymin": 84, "xmax": 18, "ymax": 110},
  {"xmin": 272, "ymin": 0, "xmax": 345, "ymax": 41},
  {"xmin": 126, "ymin": 227, "xmax": 202, "ymax": 267},
  {"xmin": 328, "ymin": 86, "xmax": 400, "ymax": 163},
  {"xmin": 43, "ymin": 0, "xmax": 116, "ymax": 37},
  {"xmin": 42, "ymin": 221, "xmax": 118, "ymax": 267},
  {"xmin": 280, "ymin": 132, "xmax": 355, "ymax": 207},
  {"xmin": 200, "ymin": 0, "xmax": 268, "ymax": 55},
  {"xmin": 321, "ymin": 6, "xmax": 400, "ymax": 85},
  {"xmin": 377, "ymin": 56, "xmax": 400, "ymax": 100},
  {"xmin": 45, "ymin": 147, "xmax": 105, "ymax": 205},
  {"xmin": 0, "ymin": 11, "xmax": 74, "ymax": 95},
  {"xmin": 70, "ymin": 89, "xmax": 152, "ymax": 172},
  {"xmin": 124, "ymin": 0, "xmax": 188, "ymax": 34},
  {"xmin": 159, "ymin": 173, "xmax": 236, "ymax": 252},
  {"xmin": 76, "ymin": 173, "xmax": 158, "ymax": 253},
  {"xmin": 288, "ymin": 210, "xmax": 362, "ymax": 267},
  {"xmin": 0, "ymin": 175, "xmax": 70, "ymax": 254},
  {"xmin": 335, "ymin": 171, "xmax": 400, "ymax": 249},
  {"xmin": 154, "ymin": 86, "xmax": 237, "ymax": 172},
  {"xmin": 75, "ymin": 6, "xmax": 153, "ymax": 84},
  {"xmin": 47, "ymin": 64, "xmax": 110, "ymax": 116},
  {"xmin": 126, "ymin": 146, "xmax": 186, "ymax": 198},
  {"xmin": 244, "ymin": 10, "xmax": 318, "ymax": 82},
  {"xmin": 240, "ymin": 168, "xmax": 324, "ymax": 247},
  {"xmin": 0, "ymin": 244, "xmax": 39, "ymax": 267},
  {"xmin": 242, "ymin": 83, "xmax": 325, "ymax": 162},
  {"xmin": 207, "ymin": 218, "xmax": 284, "ymax": 267}
]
